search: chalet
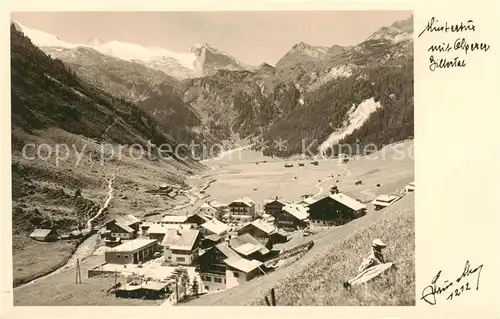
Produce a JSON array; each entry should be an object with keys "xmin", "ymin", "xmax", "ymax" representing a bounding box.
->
[
  {"xmin": 372, "ymin": 194, "xmax": 401, "ymax": 210},
  {"xmin": 105, "ymin": 220, "xmax": 136, "ymax": 242},
  {"xmin": 200, "ymin": 218, "xmax": 228, "ymax": 237},
  {"xmin": 29, "ymin": 228, "xmax": 58, "ymax": 242},
  {"xmin": 105, "ymin": 239, "xmax": 159, "ymax": 265},
  {"xmin": 147, "ymin": 224, "xmax": 169, "ymax": 242},
  {"xmin": 308, "ymin": 193, "xmax": 367, "ymax": 226},
  {"xmin": 229, "ymin": 234, "xmax": 271, "ymax": 262},
  {"xmin": 161, "ymin": 215, "xmax": 190, "ymax": 225},
  {"xmin": 162, "ymin": 229, "xmax": 202, "ymax": 266},
  {"xmin": 196, "ymin": 202, "xmax": 219, "ymax": 218},
  {"xmin": 224, "ymin": 256, "xmax": 264, "ymax": 289},
  {"xmin": 115, "ymin": 214, "xmax": 141, "ymax": 232},
  {"xmin": 275, "ymin": 204, "xmax": 309, "ymax": 230},
  {"xmin": 263, "ymin": 198, "xmax": 289, "ymax": 218},
  {"xmin": 198, "ymin": 243, "xmax": 239, "ymax": 292},
  {"xmin": 115, "ymin": 281, "xmax": 170, "ymax": 300},
  {"xmin": 185, "ymin": 212, "xmax": 211, "ymax": 227},
  {"xmin": 201, "ymin": 234, "xmax": 223, "ymax": 249},
  {"xmin": 236, "ymin": 219, "xmax": 275, "ymax": 240},
  {"xmin": 228, "ymin": 197, "xmax": 256, "ymax": 221}
]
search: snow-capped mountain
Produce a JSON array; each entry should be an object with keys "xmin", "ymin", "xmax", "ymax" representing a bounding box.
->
[
  {"xmin": 12, "ymin": 20, "xmax": 252, "ymax": 79},
  {"xmin": 366, "ymin": 14, "xmax": 413, "ymax": 44}
]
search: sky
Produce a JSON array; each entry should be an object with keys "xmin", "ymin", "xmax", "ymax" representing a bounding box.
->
[{"xmin": 11, "ymin": 11, "xmax": 412, "ymax": 66}]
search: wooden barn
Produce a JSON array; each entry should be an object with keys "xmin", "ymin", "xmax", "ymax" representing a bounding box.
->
[
  {"xmin": 274, "ymin": 204, "xmax": 309, "ymax": 231},
  {"xmin": 308, "ymin": 193, "xmax": 367, "ymax": 226},
  {"xmin": 263, "ymin": 198, "xmax": 289, "ymax": 218}
]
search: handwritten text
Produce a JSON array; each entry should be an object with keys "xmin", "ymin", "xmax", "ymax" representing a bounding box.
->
[
  {"xmin": 419, "ymin": 17, "xmax": 491, "ymax": 71},
  {"xmin": 420, "ymin": 260, "xmax": 483, "ymax": 305}
]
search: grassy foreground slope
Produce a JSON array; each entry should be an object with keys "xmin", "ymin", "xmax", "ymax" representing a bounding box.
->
[
  {"xmin": 183, "ymin": 193, "xmax": 414, "ymax": 306},
  {"xmin": 252, "ymin": 193, "xmax": 415, "ymax": 306}
]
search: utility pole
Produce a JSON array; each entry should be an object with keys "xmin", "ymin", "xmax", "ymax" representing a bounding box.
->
[
  {"xmin": 75, "ymin": 258, "xmax": 82, "ymax": 284},
  {"xmin": 114, "ymin": 268, "xmax": 118, "ymax": 298}
]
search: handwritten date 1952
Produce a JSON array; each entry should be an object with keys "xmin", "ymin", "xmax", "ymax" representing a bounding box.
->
[{"xmin": 420, "ymin": 261, "xmax": 483, "ymax": 305}]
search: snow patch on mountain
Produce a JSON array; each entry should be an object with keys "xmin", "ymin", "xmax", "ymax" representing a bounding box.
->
[
  {"xmin": 318, "ymin": 97, "xmax": 382, "ymax": 155},
  {"xmin": 14, "ymin": 21, "xmax": 81, "ymax": 49},
  {"xmin": 308, "ymin": 65, "xmax": 353, "ymax": 92}
]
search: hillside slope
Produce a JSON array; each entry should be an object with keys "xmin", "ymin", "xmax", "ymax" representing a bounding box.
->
[
  {"xmin": 182, "ymin": 193, "xmax": 414, "ymax": 306},
  {"xmin": 11, "ymin": 24, "xmax": 202, "ymax": 285}
]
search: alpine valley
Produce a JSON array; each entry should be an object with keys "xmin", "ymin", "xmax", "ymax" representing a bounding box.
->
[{"xmin": 10, "ymin": 14, "xmax": 413, "ymax": 290}]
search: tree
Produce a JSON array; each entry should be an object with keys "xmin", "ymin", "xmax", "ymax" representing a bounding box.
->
[
  {"xmin": 172, "ymin": 266, "xmax": 190, "ymax": 300},
  {"xmin": 191, "ymin": 278, "xmax": 200, "ymax": 297}
]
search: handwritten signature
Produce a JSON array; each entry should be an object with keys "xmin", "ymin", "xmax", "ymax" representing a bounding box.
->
[{"xmin": 421, "ymin": 261, "xmax": 483, "ymax": 305}]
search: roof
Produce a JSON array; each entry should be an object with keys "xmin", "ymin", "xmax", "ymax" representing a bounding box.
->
[
  {"xmin": 329, "ymin": 193, "xmax": 366, "ymax": 211},
  {"xmin": 373, "ymin": 194, "xmax": 399, "ymax": 203},
  {"xmin": 264, "ymin": 198, "xmax": 290, "ymax": 206},
  {"xmin": 209, "ymin": 200, "xmax": 227, "ymax": 208},
  {"xmin": 238, "ymin": 219, "xmax": 275, "ymax": 235},
  {"xmin": 161, "ymin": 215, "xmax": 189, "ymax": 223},
  {"xmin": 29, "ymin": 229, "xmax": 54, "ymax": 238},
  {"xmin": 230, "ymin": 233, "xmax": 270, "ymax": 255},
  {"xmin": 114, "ymin": 222, "xmax": 134, "ymax": 233},
  {"xmin": 204, "ymin": 234, "xmax": 222, "ymax": 242},
  {"xmin": 232, "ymin": 243, "xmax": 262, "ymax": 256},
  {"xmin": 300, "ymin": 197, "xmax": 317, "ymax": 205},
  {"xmin": 118, "ymin": 281, "xmax": 168, "ymax": 292},
  {"xmin": 282, "ymin": 204, "xmax": 309, "ymax": 220},
  {"xmin": 251, "ymin": 219, "xmax": 276, "ymax": 234},
  {"xmin": 200, "ymin": 218, "xmax": 228, "ymax": 235},
  {"xmin": 199, "ymin": 202, "xmax": 217, "ymax": 211},
  {"xmin": 116, "ymin": 214, "xmax": 141, "ymax": 226},
  {"xmin": 147, "ymin": 224, "xmax": 169, "ymax": 235},
  {"xmin": 110, "ymin": 239, "xmax": 158, "ymax": 252},
  {"xmin": 161, "ymin": 229, "xmax": 200, "ymax": 251},
  {"xmin": 215, "ymin": 242, "xmax": 240, "ymax": 259},
  {"xmin": 224, "ymin": 256, "xmax": 263, "ymax": 273},
  {"xmin": 230, "ymin": 197, "xmax": 255, "ymax": 207}
]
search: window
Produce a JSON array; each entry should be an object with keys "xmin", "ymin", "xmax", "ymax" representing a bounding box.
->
[
  {"xmin": 117, "ymin": 254, "xmax": 121, "ymax": 258},
  {"xmin": 224, "ymin": 279, "xmax": 226, "ymax": 283},
  {"xmin": 214, "ymin": 278, "xmax": 222, "ymax": 283},
  {"xmin": 233, "ymin": 272, "xmax": 240, "ymax": 277},
  {"xmin": 205, "ymin": 276, "xmax": 212, "ymax": 282},
  {"xmin": 125, "ymin": 255, "xmax": 128, "ymax": 258},
  {"xmin": 205, "ymin": 286, "xmax": 209, "ymax": 291},
  {"xmin": 177, "ymin": 257, "xmax": 185, "ymax": 262}
]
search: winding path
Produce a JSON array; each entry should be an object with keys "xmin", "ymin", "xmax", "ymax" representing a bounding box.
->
[{"xmin": 16, "ymin": 174, "xmax": 116, "ymax": 288}]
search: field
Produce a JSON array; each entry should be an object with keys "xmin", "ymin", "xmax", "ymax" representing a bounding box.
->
[
  {"xmin": 182, "ymin": 140, "xmax": 414, "ymax": 306},
  {"xmin": 202, "ymin": 140, "xmax": 414, "ymax": 204},
  {"xmin": 13, "ymin": 254, "xmax": 164, "ymax": 306},
  {"xmin": 12, "ymin": 236, "xmax": 78, "ymax": 287}
]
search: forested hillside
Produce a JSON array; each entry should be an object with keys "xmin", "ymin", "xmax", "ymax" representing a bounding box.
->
[{"xmin": 260, "ymin": 59, "xmax": 414, "ymax": 157}]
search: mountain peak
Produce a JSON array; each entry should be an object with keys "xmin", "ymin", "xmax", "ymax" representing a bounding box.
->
[
  {"xmin": 87, "ymin": 37, "xmax": 103, "ymax": 47},
  {"xmin": 366, "ymin": 15, "xmax": 414, "ymax": 44},
  {"xmin": 292, "ymin": 41, "xmax": 312, "ymax": 51}
]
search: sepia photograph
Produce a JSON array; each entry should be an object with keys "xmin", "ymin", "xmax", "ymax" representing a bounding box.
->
[{"xmin": 10, "ymin": 10, "xmax": 414, "ymax": 306}]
